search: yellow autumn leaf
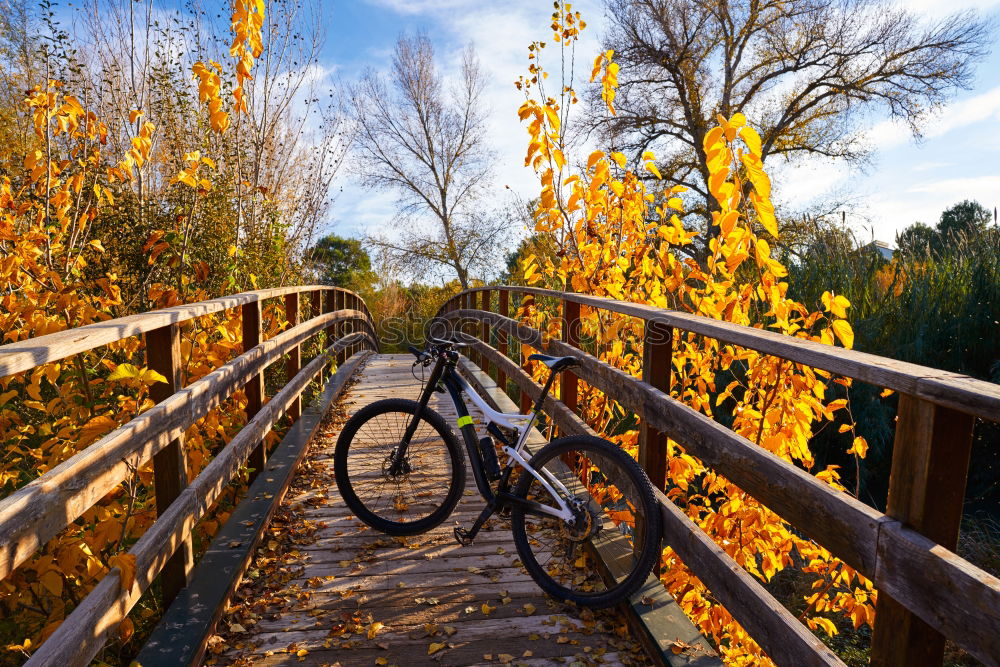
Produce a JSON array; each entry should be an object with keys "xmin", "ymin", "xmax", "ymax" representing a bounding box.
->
[
  {"xmin": 481, "ymin": 602, "xmax": 496, "ymax": 615},
  {"xmin": 367, "ymin": 621, "xmax": 384, "ymax": 639},
  {"xmin": 139, "ymin": 369, "xmax": 168, "ymax": 385},
  {"xmin": 831, "ymin": 319, "xmax": 854, "ymax": 349},
  {"xmin": 39, "ymin": 570, "xmax": 63, "ymax": 597},
  {"xmin": 757, "ymin": 207, "xmax": 779, "ymax": 238},
  {"xmin": 645, "ymin": 162, "xmax": 662, "ymax": 179},
  {"xmin": 739, "ymin": 126, "xmax": 762, "ymax": 156},
  {"xmin": 107, "ymin": 363, "xmax": 141, "ymax": 382},
  {"xmin": 811, "ymin": 617, "xmax": 838, "ymax": 636},
  {"xmin": 609, "ymin": 152, "xmax": 627, "ymax": 168},
  {"xmin": 109, "ymin": 553, "xmax": 137, "ymax": 591},
  {"xmin": 79, "ymin": 415, "xmax": 118, "ymax": 446},
  {"xmin": 428, "ymin": 642, "xmax": 447, "ymax": 655}
]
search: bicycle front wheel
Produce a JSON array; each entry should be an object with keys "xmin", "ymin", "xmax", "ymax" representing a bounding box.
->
[
  {"xmin": 334, "ymin": 398, "xmax": 466, "ymax": 536},
  {"xmin": 510, "ymin": 435, "xmax": 661, "ymax": 608}
]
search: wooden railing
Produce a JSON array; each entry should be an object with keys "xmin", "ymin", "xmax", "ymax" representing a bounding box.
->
[
  {"xmin": 0, "ymin": 286, "xmax": 378, "ymax": 666},
  {"xmin": 438, "ymin": 286, "xmax": 1000, "ymax": 667}
]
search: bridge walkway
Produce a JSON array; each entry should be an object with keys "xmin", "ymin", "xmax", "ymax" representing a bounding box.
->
[{"xmin": 211, "ymin": 354, "xmax": 652, "ymax": 666}]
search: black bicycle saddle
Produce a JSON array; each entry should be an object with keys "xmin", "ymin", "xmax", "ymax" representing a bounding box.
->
[{"xmin": 528, "ymin": 353, "xmax": 579, "ymax": 371}]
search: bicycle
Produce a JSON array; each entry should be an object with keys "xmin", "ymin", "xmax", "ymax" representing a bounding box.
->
[{"xmin": 333, "ymin": 338, "xmax": 662, "ymax": 608}]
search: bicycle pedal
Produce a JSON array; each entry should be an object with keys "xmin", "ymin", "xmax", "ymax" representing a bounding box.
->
[{"xmin": 454, "ymin": 526, "xmax": 475, "ymax": 546}]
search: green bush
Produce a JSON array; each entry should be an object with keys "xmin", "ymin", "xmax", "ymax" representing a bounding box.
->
[{"xmin": 784, "ymin": 221, "xmax": 1000, "ymax": 512}]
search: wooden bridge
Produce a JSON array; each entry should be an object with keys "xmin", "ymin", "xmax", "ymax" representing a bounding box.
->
[{"xmin": 0, "ymin": 285, "xmax": 998, "ymax": 666}]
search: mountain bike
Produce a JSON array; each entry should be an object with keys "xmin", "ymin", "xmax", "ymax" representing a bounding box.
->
[{"xmin": 333, "ymin": 338, "xmax": 662, "ymax": 608}]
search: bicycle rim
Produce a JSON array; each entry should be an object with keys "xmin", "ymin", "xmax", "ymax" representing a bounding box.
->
[{"xmin": 337, "ymin": 401, "xmax": 462, "ymax": 534}]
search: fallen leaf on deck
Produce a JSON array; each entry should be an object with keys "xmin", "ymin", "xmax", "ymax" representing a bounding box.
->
[{"xmin": 367, "ymin": 621, "xmax": 384, "ymax": 639}]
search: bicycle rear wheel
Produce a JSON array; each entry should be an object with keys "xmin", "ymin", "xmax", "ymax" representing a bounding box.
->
[
  {"xmin": 510, "ymin": 435, "xmax": 661, "ymax": 608},
  {"xmin": 334, "ymin": 398, "xmax": 466, "ymax": 536}
]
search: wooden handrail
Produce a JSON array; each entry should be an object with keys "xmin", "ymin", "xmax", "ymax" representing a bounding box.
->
[
  {"xmin": 0, "ymin": 285, "xmax": 372, "ymax": 379},
  {"xmin": 450, "ymin": 286, "xmax": 1000, "ymax": 421},
  {"xmin": 438, "ymin": 287, "xmax": 1000, "ymax": 666},
  {"xmin": 0, "ymin": 310, "xmax": 365, "ymax": 581},
  {"xmin": 0, "ymin": 286, "xmax": 379, "ymax": 666}
]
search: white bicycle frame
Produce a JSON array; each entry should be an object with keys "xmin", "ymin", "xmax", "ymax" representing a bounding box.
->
[{"xmin": 449, "ymin": 371, "xmax": 576, "ymax": 522}]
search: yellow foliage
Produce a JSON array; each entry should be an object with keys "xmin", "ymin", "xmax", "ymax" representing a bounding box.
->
[
  {"xmin": 0, "ymin": 4, "xmax": 291, "ymax": 654},
  {"xmin": 514, "ymin": 4, "xmax": 874, "ymax": 662}
]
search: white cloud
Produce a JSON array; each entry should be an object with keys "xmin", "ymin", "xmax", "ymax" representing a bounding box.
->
[
  {"xmin": 366, "ymin": 0, "xmax": 471, "ymax": 15},
  {"xmin": 895, "ymin": 0, "xmax": 1000, "ymax": 16},
  {"xmin": 906, "ymin": 174, "xmax": 1000, "ymax": 195},
  {"xmin": 869, "ymin": 85, "xmax": 1000, "ymax": 150}
]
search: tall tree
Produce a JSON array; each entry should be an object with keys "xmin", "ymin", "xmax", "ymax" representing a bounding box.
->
[
  {"xmin": 593, "ymin": 0, "xmax": 992, "ymax": 234},
  {"xmin": 350, "ymin": 33, "xmax": 509, "ymax": 289},
  {"xmin": 307, "ymin": 234, "xmax": 374, "ymax": 290},
  {"xmin": 896, "ymin": 200, "xmax": 993, "ymax": 257},
  {"xmin": 895, "ymin": 221, "xmax": 939, "ymax": 258},
  {"xmin": 937, "ymin": 199, "xmax": 992, "ymax": 240}
]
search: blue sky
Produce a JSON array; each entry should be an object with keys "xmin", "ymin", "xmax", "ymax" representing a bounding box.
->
[{"xmin": 318, "ymin": 0, "xmax": 1000, "ymax": 248}]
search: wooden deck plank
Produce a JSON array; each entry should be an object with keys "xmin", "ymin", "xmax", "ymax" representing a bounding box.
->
[{"xmin": 208, "ymin": 354, "xmax": 652, "ymax": 666}]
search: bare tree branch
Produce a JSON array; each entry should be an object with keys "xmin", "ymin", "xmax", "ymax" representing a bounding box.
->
[{"xmin": 350, "ymin": 34, "xmax": 510, "ymax": 288}]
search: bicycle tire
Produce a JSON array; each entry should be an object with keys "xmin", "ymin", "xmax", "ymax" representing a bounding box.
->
[
  {"xmin": 334, "ymin": 398, "xmax": 466, "ymax": 536},
  {"xmin": 510, "ymin": 435, "xmax": 662, "ymax": 608}
]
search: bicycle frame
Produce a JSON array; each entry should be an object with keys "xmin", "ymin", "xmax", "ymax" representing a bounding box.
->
[{"xmin": 401, "ymin": 348, "xmax": 576, "ymax": 523}]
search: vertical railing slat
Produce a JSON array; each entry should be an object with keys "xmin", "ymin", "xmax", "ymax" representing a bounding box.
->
[
  {"xmin": 241, "ymin": 299, "xmax": 265, "ymax": 480},
  {"xmin": 498, "ymin": 290, "xmax": 509, "ymax": 398},
  {"xmin": 638, "ymin": 319, "xmax": 672, "ymax": 490},
  {"xmin": 146, "ymin": 322, "xmax": 190, "ymax": 607},
  {"xmin": 870, "ymin": 395, "xmax": 975, "ymax": 666},
  {"xmin": 519, "ymin": 292, "xmax": 534, "ymax": 414},
  {"xmin": 480, "ymin": 289, "xmax": 492, "ymax": 378},
  {"xmin": 284, "ymin": 293, "xmax": 301, "ymax": 422},
  {"xmin": 561, "ymin": 298, "xmax": 580, "ymax": 415}
]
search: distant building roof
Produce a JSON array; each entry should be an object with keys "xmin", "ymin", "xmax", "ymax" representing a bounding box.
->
[{"xmin": 867, "ymin": 240, "xmax": 895, "ymax": 261}]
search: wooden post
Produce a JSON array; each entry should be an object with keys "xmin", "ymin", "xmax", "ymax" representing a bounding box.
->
[
  {"xmin": 870, "ymin": 395, "xmax": 975, "ymax": 666},
  {"xmin": 311, "ymin": 290, "xmax": 322, "ymax": 328},
  {"xmin": 146, "ymin": 323, "xmax": 190, "ymax": 607},
  {"xmin": 498, "ymin": 290, "xmax": 509, "ymax": 398},
  {"xmin": 561, "ymin": 298, "xmax": 580, "ymax": 414},
  {"xmin": 520, "ymin": 292, "xmax": 534, "ymax": 415},
  {"xmin": 284, "ymin": 292, "xmax": 301, "ymax": 422},
  {"xmin": 480, "ymin": 289, "xmax": 491, "ymax": 377},
  {"xmin": 638, "ymin": 319, "xmax": 672, "ymax": 490},
  {"xmin": 241, "ymin": 300, "xmax": 265, "ymax": 480},
  {"xmin": 326, "ymin": 290, "xmax": 341, "ymax": 370},
  {"xmin": 463, "ymin": 292, "xmax": 476, "ymax": 367}
]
